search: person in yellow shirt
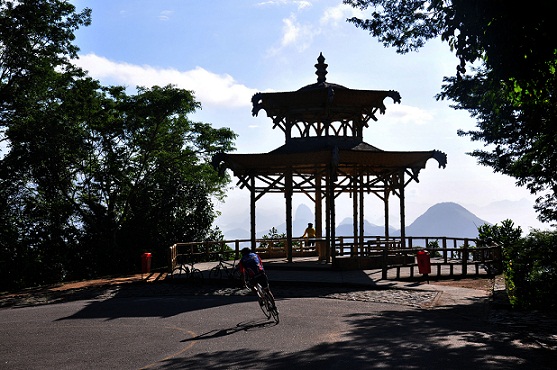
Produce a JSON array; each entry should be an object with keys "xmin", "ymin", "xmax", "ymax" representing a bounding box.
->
[{"xmin": 302, "ymin": 223, "xmax": 316, "ymax": 247}]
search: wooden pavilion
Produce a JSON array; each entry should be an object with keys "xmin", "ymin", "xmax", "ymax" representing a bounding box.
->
[{"xmin": 213, "ymin": 54, "xmax": 447, "ymax": 264}]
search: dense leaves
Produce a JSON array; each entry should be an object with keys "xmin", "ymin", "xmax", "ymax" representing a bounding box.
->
[
  {"xmin": 344, "ymin": 0, "xmax": 557, "ymax": 224},
  {"xmin": 0, "ymin": 1, "xmax": 236, "ymax": 289},
  {"xmin": 478, "ymin": 221, "xmax": 557, "ymax": 310}
]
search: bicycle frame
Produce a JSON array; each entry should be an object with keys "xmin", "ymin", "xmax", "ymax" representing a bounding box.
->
[
  {"xmin": 209, "ymin": 254, "xmax": 240, "ymax": 280},
  {"xmin": 254, "ymin": 283, "xmax": 279, "ymax": 323}
]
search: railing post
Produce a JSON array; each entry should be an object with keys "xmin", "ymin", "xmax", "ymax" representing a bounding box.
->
[
  {"xmin": 495, "ymin": 242, "xmax": 502, "ymax": 273},
  {"xmin": 339, "ymin": 237, "xmax": 344, "ymax": 256},
  {"xmin": 442, "ymin": 237, "xmax": 448, "ymax": 263},
  {"xmin": 382, "ymin": 245, "xmax": 388, "ymax": 279},
  {"xmin": 168, "ymin": 244, "xmax": 177, "ymax": 274},
  {"xmin": 205, "ymin": 241, "xmax": 210, "ymax": 262},
  {"xmin": 462, "ymin": 239, "xmax": 469, "ymax": 276}
]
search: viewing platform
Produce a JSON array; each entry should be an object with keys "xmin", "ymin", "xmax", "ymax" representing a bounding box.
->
[{"xmin": 167, "ymin": 236, "xmax": 501, "ymax": 283}]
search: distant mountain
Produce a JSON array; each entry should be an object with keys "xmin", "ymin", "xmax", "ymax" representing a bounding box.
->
[
  {"xmin": 295, "ymin": 203, "xmax": 314, "ymax": 224},
  {"xmin": 222, "ymin": 227, "xmax": 252, "ymax": 240},
  {"xmin": 222, "ymin": 202, "xmax": 491, "ymax": 240},
  {"xmin": 405, "ymin": 202, "xmax": 490, "ymax": 238},
  {"xmin": 336, "ymin": 217, "xmax": 397, "ymax": 236}
]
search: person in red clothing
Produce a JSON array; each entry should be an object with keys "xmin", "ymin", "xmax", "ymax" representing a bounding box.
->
[{"xmin": 237, "ymin": 247, "xmax": 275, "ymax": 303}]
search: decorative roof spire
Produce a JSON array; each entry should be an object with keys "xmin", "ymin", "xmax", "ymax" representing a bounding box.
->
[{"xmin": 315, "ymin": 52, "xmax": 328, "ymax": 84}]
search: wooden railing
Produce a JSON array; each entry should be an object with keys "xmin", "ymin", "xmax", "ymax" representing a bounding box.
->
[
  {"xmin": 168, "ymin": 237, "xmax": 319, "ymax": 274},
  {"xmin": 168, "ymin": 236, "xmax": 502, "ymax": 279},
  {"xmin": 333, "ymin": 235, "xmax": 501, "ymax": 278}
]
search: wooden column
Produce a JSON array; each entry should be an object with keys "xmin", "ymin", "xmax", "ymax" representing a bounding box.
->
[
  {"xmin": 399, "ymin": 171, "xmax": 406, "ymax": 248},
  {"xmin": 329, "ymin": 173, "xmax": 336, "ymax": 263},
  {"xmin": 315, "ymin": 174, "xmax": 323, "ymax": 261},
  {"xmin": 352, "ymin": 176, "xmax": 358, "ymax": 257},
  {"xmin": 384, "ymin": 187, "xmax": 390, "ymax": 239},
  {"xmin": 359, "ymin": 177, "xmax": 364, "ymax": 255},
  {"xmin": 325, "ymin": 172, "xmax": 331, "ymax": 263},
  {"xmin": 250, "ymin": 176, "xmax": 257, "ymax": 251},
  {"xmin": 285, "ymin": 170, "xmax": 293, "ymax": 263}
]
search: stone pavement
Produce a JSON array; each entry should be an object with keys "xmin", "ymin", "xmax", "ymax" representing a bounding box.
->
[
  {"xmin": 1, "ymin": 256, "xmax": 492, "ymax": 310},
  {"xmin": 187, "ymin": 256, "xmax": 496, "ymax": 307}
]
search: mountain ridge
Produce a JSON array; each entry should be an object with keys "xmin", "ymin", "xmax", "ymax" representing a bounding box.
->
[{"xmin": 222, "ymin": 202, "xmax": 490, "ymax": 240}]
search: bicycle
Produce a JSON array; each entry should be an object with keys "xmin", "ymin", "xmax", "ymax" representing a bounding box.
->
[
  {"xmin": 246, "ymin": 279, "xmax": 279, "ymax": 323},
  {"xmin": 209, "ymin": 253, "xmax": 241, "ymax": 280},
  {"xmin": 172, "ymin": 254, "xmax": 204, "ymax": 281}
]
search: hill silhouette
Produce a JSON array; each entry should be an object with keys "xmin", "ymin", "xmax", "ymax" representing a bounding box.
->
[
  {"xmin": 222, "ymin": 202, "xmax": 490, "ymax": 240},
  {"xmin": 404, "ymin": 202, "xmax": 489, "ymax": 238}
]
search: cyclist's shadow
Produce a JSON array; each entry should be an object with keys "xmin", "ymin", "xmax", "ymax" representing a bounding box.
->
[{"xmin": 181, "ymin": 319, "xmax": 277, "ymax": 342}]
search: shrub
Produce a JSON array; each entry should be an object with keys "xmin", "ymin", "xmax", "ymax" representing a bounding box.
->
[
  {"xmin": 478, "ymin": 219, "xmax": 557, "ymax": 310},
  {"xmin": 426, "ymin": 240, "xmax": 442, "ymax": 258},
  {"xmin": 506, "ymin": 230, "xmax": 557, "ymax": 309},
  {"xmin": 260, "ymin": 227, "xmax": 287, "ymax": 249}
]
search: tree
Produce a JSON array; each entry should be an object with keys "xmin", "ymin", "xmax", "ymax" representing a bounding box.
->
[
  {"xmin": 0, "ymin": 0, "xmax": 91, "ymax": 112},
  {"xmin": 344, "ymin": 0, "xmax": 557, "ymax": 223},
  {"xmin": 0, "ymin": 1, "xmax": 237, "ymax": 289},
  {"xmin": 0, "ymin": 0, "xmax": 93, "ymax": 287},
  {"xmin": 75, "ymin": 84, "xmax": 236, "ymax": 275}
]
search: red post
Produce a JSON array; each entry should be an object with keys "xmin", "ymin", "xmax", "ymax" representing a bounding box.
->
[
  {"xmin": 141, "ymin": 252, "xmax": 152, "ymax": 276},
  {"xmin": 416, "ymin": 250, "xmax": 431, "ymax": 283}
]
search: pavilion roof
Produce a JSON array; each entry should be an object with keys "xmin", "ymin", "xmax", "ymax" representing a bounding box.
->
[
  {"xmin": 251, "ymin": 53, "xmax": 401, "ymax": 123},
  {"xmin": 218, "ymin": 144, "xmax": 447, "ymax": 177},
  {"xmin": 212, "ymin": 53, "xmax": 447, "ymax": 181},
  {"xmin": 251, "ymin": 88, "xmax": 401, "ymax": 123}
]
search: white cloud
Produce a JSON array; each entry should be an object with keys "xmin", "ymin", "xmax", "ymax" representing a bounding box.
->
[
  {"xmin": 256, "ymin": 0, "xmax": 313, "ymax": 10},
  {"xmin": 158, "ymin": 10, "xmax": 174, "ymax": 21},
  {"xmin": 385, "ymin": 104, "xmax": 434, "ymax": 125},
  {"xmin": 320, "ymin": 4, "xmax": 360, "ymax": 27},
  {"xmin": 267, "ymin": 14, "xmax": 317, "ymax": 55},
  {"xmin": 268, "ymin": 3, "xmax": 361, "ymax": 56},
  {"xmin": 281, "ymin": 15, "xmax": 315, "ymax": 49},
  {"xmin": 74, "ymin": 53, "xmax": 257, "ymax": 108}
]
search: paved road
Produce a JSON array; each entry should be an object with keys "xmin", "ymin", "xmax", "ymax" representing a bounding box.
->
[{"xmin": 1, "ymin": 282, "xmax": 555, "ymax": 369}]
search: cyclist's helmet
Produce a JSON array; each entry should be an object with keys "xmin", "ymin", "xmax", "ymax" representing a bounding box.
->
[{"xmin": 241, "ymin": 247, "xmax": 252, "ymax": 256}]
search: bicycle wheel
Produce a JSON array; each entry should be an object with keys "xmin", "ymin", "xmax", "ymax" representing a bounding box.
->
[
  {"xmin": 172, "ymin": 264, "xmax": 189, "ymax": 278},
  {"xmin": 265, "ymin": 290, "xmax": 279, "ymax": 323},
  {"xmin": 190, "ymin": 268, "xmax": 204, "ymax": 282},
  {"xmin": 209, "ymin": 265, "xmax": 222, "ymax": 279},
  {"xmin": 255, "ymin": 284, "xmax": 271, "ymax": 319},
  {"xmin": 231, "ymin": 267, "xmax": 242, "ymax": 281}
]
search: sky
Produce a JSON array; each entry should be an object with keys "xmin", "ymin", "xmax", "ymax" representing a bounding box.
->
[{"xmin": 70, "ymin": 0, "xmax": 549, "ymax": 235}]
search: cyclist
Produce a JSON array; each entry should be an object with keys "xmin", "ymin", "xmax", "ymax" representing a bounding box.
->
[{"xmin": 238, "ymin": 247, "xmax": 276, "ymax": 307}]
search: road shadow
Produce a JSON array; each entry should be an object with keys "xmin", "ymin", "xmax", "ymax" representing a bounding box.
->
[
  {"xmin": 181, "ymin": 318, "xmax": 278, "ymax": 342},
  {"xmin": 155, "ymin": 300, "xmax": 556, "ymax": 370},
  {"xmin": 51, "ymin": 277, "xmax": 403, "ymax": 321},
  {"xmin": 54, "ymin": 280, "xmax": 256, "ymax": 320}
]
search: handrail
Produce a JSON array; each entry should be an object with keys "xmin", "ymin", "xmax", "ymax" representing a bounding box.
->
[{"xmin": 167, "ymin": 235, "xmax": 497, "ymax": 277}]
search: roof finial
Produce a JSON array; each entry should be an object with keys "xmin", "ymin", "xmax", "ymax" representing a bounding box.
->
[{"xmin": 315, "ymin": 52, "xmax": 328, "ymax": 84}]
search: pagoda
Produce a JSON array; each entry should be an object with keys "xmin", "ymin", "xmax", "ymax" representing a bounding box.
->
[{"xmin": 213, "ymin": 54, "xmax": 447, "ymax": 263}]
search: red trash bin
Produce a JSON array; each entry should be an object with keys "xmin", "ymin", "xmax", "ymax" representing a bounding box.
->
[
  {"xmin": 416, "ymin": 250, "xmax": 431, "ymax": 275},
  {"xmin": 141, "ymin": 252, "xmax": 152, "ymax": 274}
]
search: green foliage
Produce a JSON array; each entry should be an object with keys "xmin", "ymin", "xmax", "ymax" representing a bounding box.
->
[
  {"xmin": 260, "ymin": 227, "xmax": 286, "ymax": 249},
  {"xmin": 344, "ymin": 0, "xmax": 557, "ymax": 224},
  {"xmin": 259, "ymin": 227, "xmax": 302, "ymax": 250},
  {"xmin": 503, "ymin": 230, "xmax": 557, "ymax": 310},
  {"xmin": 0, "ymin": 1, "xmax": 236, "ymax": 289},
  {"xmin": 426, "ymin": 240, "xmax": 441, "ymax": 258},
  {"xmin": 477, "ymin": 220, "xmax": 557, "ymax": 309},
  {"xmin": 477, "ymin": 219, "xmax": 523, "ymax": 247}
]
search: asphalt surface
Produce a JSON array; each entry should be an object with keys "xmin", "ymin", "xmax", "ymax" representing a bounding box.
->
[{"xmin": 1, "ymin": 262, "xmax": 556, "ymax": 369}]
